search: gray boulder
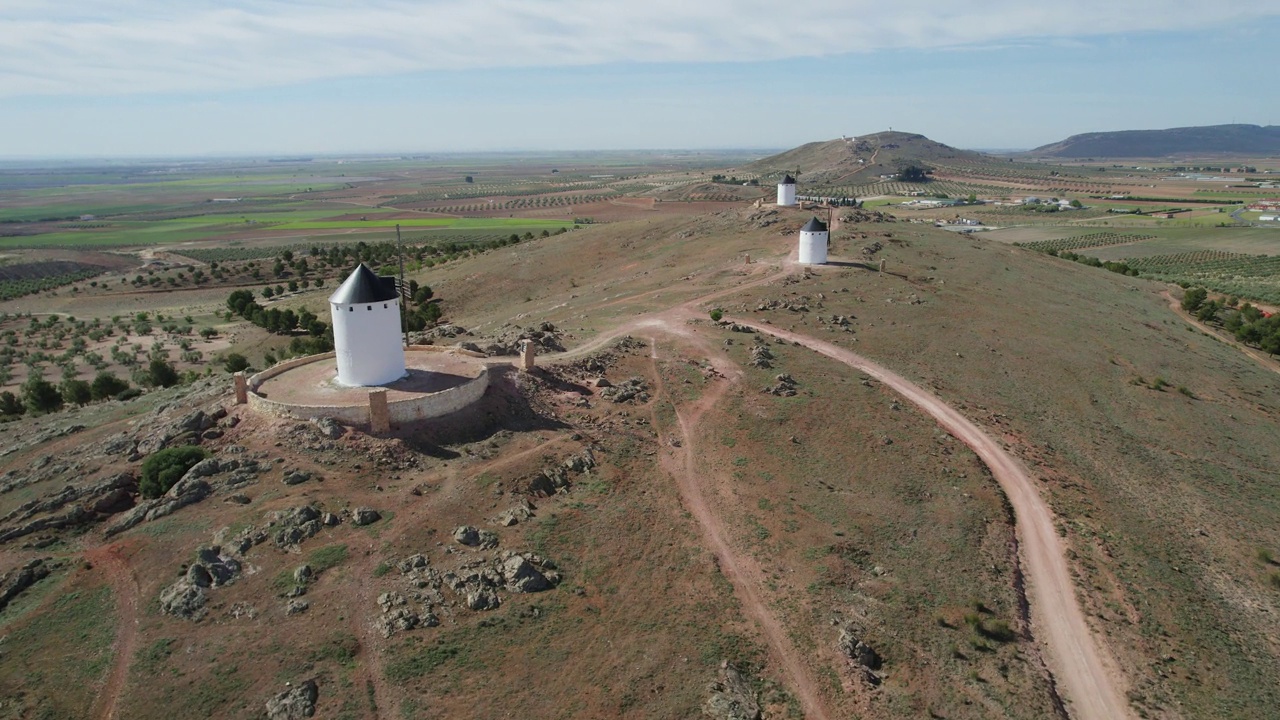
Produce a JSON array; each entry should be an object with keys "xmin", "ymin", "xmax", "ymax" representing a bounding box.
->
[
  {"xmin": 465, "ymin": 586, "xmax": 500, "ymax": 611},
  {"xmin": 265, "ymin": 679, "xmax": 318, "ymax": 720},
  {"xmin": 351, "ymin": 507, "xmax": 380, "ymax": 526},
  {"xmin": 500, "ymin": 555, "xmax": 550, "ymax": 593}
]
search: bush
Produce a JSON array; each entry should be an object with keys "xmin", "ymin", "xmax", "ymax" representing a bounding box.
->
[
  {"xmin": 115, "ymin": 387, "xmax": 143, "ymax": 401},
  {"xmin": 222, "ymin": 352, "xmax": 250, "ymax": 373},
  {"xmin": 139, "ymin": 446, "xmax": 209, "ymax": 498},
  {"xmin": 61, "ymin": 378, "xmax": 92, "ymax": 406},
  {"xmin": 91, "ymin": 371, "xmax": 130, "ymax": 401},
  {"xmin": 22, "ymin": 375, "xmax": 63, "ymax": 414},
  {"xmin": 709, "ymin": 309, "xmax": 724, "ymax": 322},
  {"xmin": 0, "ymin": 390, "xmax": 24, "ymax": 417},
  {"xmin": 148, "ymin": 358, "xmax": 179, "ymax": 388}
]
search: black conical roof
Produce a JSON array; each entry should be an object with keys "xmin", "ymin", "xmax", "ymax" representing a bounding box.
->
[
  {"xmin": 329, "ymin": 263, "xmax": 399, "ymax": 304},
  {"xmin": 801, "ymin": 217, "xmax": 828, "ymax": 232},
  {"xmin": 781, "ymin": 174, "xmax": 796, "ymax": 185}
]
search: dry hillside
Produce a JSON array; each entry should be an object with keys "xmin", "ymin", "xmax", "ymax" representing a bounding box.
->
[{"xmin": 1, "ymin": 205, "xmax": 1277, "ymax": 719}]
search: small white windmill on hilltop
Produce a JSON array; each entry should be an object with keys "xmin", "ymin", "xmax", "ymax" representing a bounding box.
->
[{"xmin": 328, "ymin": 263, "xmax": 407, "ymax": 387}]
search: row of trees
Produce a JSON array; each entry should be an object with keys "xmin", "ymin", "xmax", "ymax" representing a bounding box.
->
[
  {"xmin": 227, "ymin": 290, "xmax": 328, "ymax": 337},
  {"xmin": 1183, "ymin": 289, "xmax": 1280, "ymax": 354},
  {"xmin": 0, "ymin": 369, "xmax": 142, "ymax": 418}
]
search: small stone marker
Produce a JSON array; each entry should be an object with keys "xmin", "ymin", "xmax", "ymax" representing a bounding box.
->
[
  {"xmin": 519, "ymin": 339, "xmax": 536, "ymax": 372},
  {"xmin": 368, "ymin": 389, "xmax": 390, "ymax": 433},
  {"xmin": 879, "ymin": 258, "xmax": 887, "ymax": 273},
  {"xmin": 233, "ymin": 372, "xmax": 248, "ymax": 404}
]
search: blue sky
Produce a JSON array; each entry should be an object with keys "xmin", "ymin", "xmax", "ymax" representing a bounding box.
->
[{"xmin": 3, "ymin": 1, "xmax": 1280, "ymax": 158}]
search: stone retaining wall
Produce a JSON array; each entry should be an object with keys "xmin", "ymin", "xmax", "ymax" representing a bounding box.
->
[{"xmin": 245, "ymin": 348, "xmax": 489, "ymax": 430}]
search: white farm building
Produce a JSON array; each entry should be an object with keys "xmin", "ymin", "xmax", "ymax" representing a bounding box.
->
[{"xmin": 329, "ymin": 264, "xmax": 406, "ymax": 387}]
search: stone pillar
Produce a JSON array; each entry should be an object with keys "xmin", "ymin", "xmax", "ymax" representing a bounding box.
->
[
  {"xmin": 233, "ymin": 372, "xmax": 248, "ymax": 404},
  {"xmin": 368, "ymin": 389, "xmax": 391, "ymax": 433},
  {"xmin": 879, "ymin": 258, "xmax": 887, "ymax": 273},
  {"xmin": 519, "ymin": 340, "xmax": 536, "ymax": 372},
  {"xmin": 744, "ymin": 253, "xmax": 751, "ymax": 265}
]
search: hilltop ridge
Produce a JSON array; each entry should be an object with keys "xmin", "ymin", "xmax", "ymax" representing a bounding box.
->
[
  {"xmin": 1029, "ymin": 123, "xmax": 1280, "ymax": 158},
  {"xmin": 742, "ymin": 131, "xmax": 987, "ymax": 185}
]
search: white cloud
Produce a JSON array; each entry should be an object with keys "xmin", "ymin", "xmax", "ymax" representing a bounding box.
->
[{"xmin": 2, "ymin": 0, "xmax": 1277, "ymax": 98}]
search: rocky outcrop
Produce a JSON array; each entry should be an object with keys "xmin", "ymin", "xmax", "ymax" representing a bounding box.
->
[
  {"xmin": 272, "ymin": 505, "xmax": 327, "ymax": 548},
  {"xmin": 477, "ymin": 321, "xmax": 564, "ymax": 357},
  {"xmin": 496, "ymin": 497, "xmax": 537, "ymax": 526},
  {"xmin": 159, "ymin": 546, "xmax": 242, "ymax": 621},
  {"xmin": 452, "ymin": 525, "xmax": 498, "ymax": 549},
  {"xmin": 265, "ymin": 679, "xmax": 318, "ymax": 720},
  {"xmin": 599, "ymin": 377, "xmax": 649, "ymax": 404},
  {"xmin": 762, "ymin": 373, "xmax": 798, "ymax": 397},
  {"xmin": 838, "ymin": 625, "xmax": 882, "ymax": 685},
  {"xmin": 0, "ymin": 558, "xmax": 54, "ymax": 612},
  {"xmin": 703, "ymin": 663, "xmax": 761, "ymax": 720},
  {"xmin": 308, "ymin": 416, "xmax": 345, "ymax": 439}
]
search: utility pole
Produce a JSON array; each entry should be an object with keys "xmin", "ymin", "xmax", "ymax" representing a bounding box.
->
[{"xmin": 397, "ymin": 224, "xmax": 407, "ymax": 348}]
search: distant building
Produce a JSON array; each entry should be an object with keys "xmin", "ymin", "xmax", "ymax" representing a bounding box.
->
[
  {"xmin": 777, "ymin": 175, "xmax": 797, "ymax": 206},
  {"xmin": 797, "ymin": 217, "xmax": 829, "ymax": 265},
  {"xmin": 1260, "ymin": 215, "xmax": 1278, "ymax": 222}
]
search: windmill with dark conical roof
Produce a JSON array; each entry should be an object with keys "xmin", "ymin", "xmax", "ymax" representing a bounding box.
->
[
  {"xmin": 329, "ymin": 263, "xmax": 407, "ymax": 386},
  {"xmin": 798, "ymin": 217, "xmax": 828, "ymax": 265},
  {"xmin": 777, "ymin": 174, "xmax": 797, "ymax": 206}
]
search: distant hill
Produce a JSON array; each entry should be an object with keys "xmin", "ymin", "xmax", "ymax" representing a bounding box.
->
[
  {"xmin": 1029, "ymin": 124, "xmax": 1280, "ymax": 158},
  {"xmin": 742, "ymin": 131, "xmax": 986, "ymax": 186}
]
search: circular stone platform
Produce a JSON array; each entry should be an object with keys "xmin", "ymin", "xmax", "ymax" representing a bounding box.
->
[{"xmin": 247, "ymin": 347, "xmax": 491, "ymax": 428}]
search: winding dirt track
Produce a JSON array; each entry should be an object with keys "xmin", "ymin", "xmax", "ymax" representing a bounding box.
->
[
  {"xmin": 86, "ymin": 542, "xmax": 141, "ymax": 720},
  {"xmin": 729, "ymin": 318, "xmax": 1132, "ymax": 720},
  {"xmin": 645, "ymin": 330, "xmax": 832, "ymax": 719}
]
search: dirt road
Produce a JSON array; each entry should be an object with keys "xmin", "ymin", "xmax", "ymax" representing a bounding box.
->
[
  {"xmin": 730, "ymin": 318, "xmax": 1132, "ymax": 720},
  {"xmin": 86, "ymin": 542, "xmax": 141, "ymax": 720},
  {"xmin": 645, "ymin": 328, "xmax": 832, "ymax": 720}
]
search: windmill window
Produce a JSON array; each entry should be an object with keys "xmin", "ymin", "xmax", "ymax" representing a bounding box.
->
[
  {"xmin": 383, "ymin": 303, "xmax": 388, "ymax": 309},
  {"xmin": 348, "ymin": 307, "xmax": 353, "ymax": 312}
]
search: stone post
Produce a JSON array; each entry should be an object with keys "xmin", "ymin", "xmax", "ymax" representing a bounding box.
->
[
  {"xmin": 233, "ymin": 372, "xmax": 248, "ymax": 404},
  {"xmin": 368, "ymin": 389, "xmax": 391, "ymax": 433},
  {"xmin": 879, "ymin": 258, "xmax": 887, "ymax": 273},
  {"xmin": 744, "ymin": 253, "xmax": 751, "ymax": 265},
  {"xmin": 519, "ymin": 340, "xmax": 536, "ymax": 372}
]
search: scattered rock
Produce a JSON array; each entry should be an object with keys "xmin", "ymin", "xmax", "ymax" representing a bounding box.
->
[
  {"xmin": 350, "ymin": 507, "xmax": 381, "ymax": 526},
  {"xmin": 308, "ymin": 416, "xmax": 345, "ymax": 439},
  {"xmin": 599, "ymin": 377, "xmax": 650, "ymax": 404},
  {"xmin": 496, "ymin": 498, "xmax": 537, "ymax": 526},
  {"xmin": 282, "ymin": 470, "xmax": 312, "ymax": 486},
  {"xmin": 286, "ymin": 599, "xmax": 309, "ymax": 615}
]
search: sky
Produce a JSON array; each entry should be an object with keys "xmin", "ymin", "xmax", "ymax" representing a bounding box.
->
[{"xmin": 3, "ymin": 0, "xmax": 1280, "ymax": 158}]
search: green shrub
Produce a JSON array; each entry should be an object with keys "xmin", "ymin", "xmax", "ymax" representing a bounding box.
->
[
  {"xmin": 709, "ymin": 308, "xmax": 724, "ymax": 322},
  {"xmin": 139, "ymin": 446, "xmax": 209, "ymax": 498},
  {"xmin": 222, "ymin": 352, "xmax": 250, "ymax": 373}
]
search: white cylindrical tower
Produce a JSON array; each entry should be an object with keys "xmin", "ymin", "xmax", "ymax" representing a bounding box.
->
[
  {"xmin": 777, "ymin": 174, "xmax": 797, "ymax": 206},
  {"xmin": 329, "ymin": 263, "xmax": 407, "ymax": 386},
  {"xmin": 798, "ymin": 217, "xmax": 829, "ymax": 265}
]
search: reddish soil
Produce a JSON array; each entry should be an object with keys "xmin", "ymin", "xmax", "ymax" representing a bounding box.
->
[{"xmin": 84, "ymin": 540, "xmax": 142, "ymax": 720}]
